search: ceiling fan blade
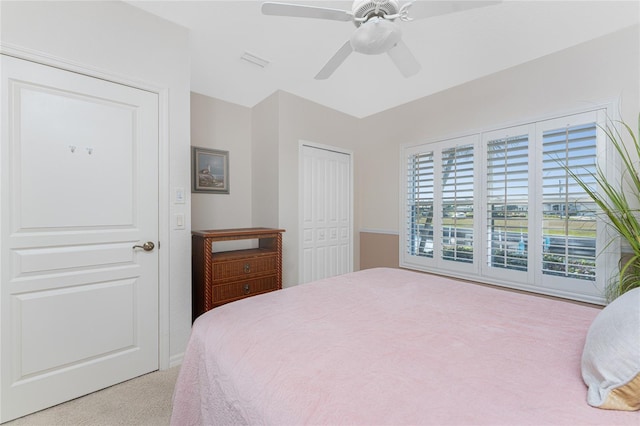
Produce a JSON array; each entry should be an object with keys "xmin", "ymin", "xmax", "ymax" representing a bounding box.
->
[
  {"xmin": 408, "ymin": 1, "xmax": 501, "ymax": 20},
  {"xmin": 315, "ymin": 41, "xmax": 353, "ymax": 80},
  {"xmin": 387, "ymin": 40, "xmax": 421, "ymax": 78},
  {"xmin": 261, "ymin": 2, "xmax": 352, "ymax": 21}
]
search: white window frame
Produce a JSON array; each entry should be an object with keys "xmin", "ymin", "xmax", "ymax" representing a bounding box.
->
[
  {"xmin": 402, "ymin": 135, "xmax": 481, "ymax": 276},
  {"xmin": 400, "ymin": 106, "xmax": 619, "ymax": 305},
  {"xmin": 479, "ymin": 123, "xmax": 535, "ymax": 286},
  {"xmin": 532, "ymin": 110, "xmax": 617, "ymax": 301}
]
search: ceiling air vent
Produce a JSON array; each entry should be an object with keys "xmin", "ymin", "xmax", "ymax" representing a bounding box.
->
[{"xmin": 240, "ymin": 52, "xmax": 270, "ymax": 68}]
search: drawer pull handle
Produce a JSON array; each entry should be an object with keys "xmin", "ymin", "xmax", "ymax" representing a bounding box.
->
[
  {"xmin": 243, "ymin": 283, "xmax": 250, "ymax": 294},
  {"xmin": 243, "ymin": 263, "xmax": 251, "ymax": 273}
]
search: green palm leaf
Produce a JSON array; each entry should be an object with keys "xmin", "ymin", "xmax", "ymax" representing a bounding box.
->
[{"xmin": 565, "ymin": 115, "xmax": 640, "ymax": 301}]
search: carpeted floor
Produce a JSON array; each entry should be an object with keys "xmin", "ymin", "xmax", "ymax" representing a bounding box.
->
[{"xmin": 4, "ymin": 366, "xmax": 180, "ymax": 426}]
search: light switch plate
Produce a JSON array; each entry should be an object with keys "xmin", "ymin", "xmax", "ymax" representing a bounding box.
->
[
  {"xmin": 175, "ymin": 187, "xmax": 185, "ymax": 204},
  {"xmin": 175, "ymin": 213, "xmax": 185, "ymax": 230}
]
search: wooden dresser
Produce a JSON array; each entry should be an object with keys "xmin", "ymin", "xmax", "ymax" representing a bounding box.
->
[{"xmin": 191, "ymin": 227, "xmax": 285, "ymax": 321}]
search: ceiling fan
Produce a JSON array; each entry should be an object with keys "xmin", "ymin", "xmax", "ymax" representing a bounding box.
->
[{"xmin": 261, "ymin": 0, "xmax": 499, "ymax": 80}]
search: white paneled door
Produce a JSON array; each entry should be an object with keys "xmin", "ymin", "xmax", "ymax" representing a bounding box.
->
[
  {"xmin": 0, "ymin": 55, "xmax": 159, "ymax": 422},
  {"xmin": 300, "ymin": 144, "xmax": 352, "ymax": 284}
]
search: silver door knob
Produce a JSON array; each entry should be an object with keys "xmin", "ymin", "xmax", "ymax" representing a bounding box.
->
[{"xmin": 132, "ymin": 241, "xmax": 155, "ymax": 251}]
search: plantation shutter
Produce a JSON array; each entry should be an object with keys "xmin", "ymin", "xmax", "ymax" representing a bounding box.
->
[
  {"xmin": 406, "ymin": 152, "xmax": 434, "ymax": 258},
  {"xmin": 486, "ymin": 134, "xmax": 529, "ymax": 272},
  {"xmin": 401, "ymin": 109, "xmax": 609, "ymax": 303},
  {"xmin": 541, "ymin": 123, "xmax": 598, "ymax": 281},
  {"xmin": 441, "ymin": 144, "xmax": 474, "ymax": 263}
]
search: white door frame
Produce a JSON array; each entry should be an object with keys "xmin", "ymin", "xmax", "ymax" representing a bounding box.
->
[
  {"xmin": 0, "ymin": 44, "xmax": 171, "ymax": 370},
  {"xmin": 298, "ymin": 140, "xmax": 354, "ymax": 284}
]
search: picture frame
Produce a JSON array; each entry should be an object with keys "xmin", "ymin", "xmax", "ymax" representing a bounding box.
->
[{"xmin": 191, "ymin": 146, "xmax": 229, "ymax": 194}]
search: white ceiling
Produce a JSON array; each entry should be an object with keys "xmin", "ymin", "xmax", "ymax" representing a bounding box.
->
[{"xmin": 128, "ymin": 0, "xmax": 639, "ymax": 118}]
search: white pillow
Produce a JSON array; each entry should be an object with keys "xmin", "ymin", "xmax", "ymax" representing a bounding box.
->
[{"xmin": 581, "ymin": 287, "xmax": 640, "ymax": 411}]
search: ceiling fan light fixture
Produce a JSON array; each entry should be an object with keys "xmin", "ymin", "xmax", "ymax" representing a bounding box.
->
[{"xmin": 350, "ymin": 17, "xmax": 401, "ymax": 55}]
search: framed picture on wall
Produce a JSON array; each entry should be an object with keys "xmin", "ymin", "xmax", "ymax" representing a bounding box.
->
[{"xmin": 191, "ymin": 147, "xmax": 229, "ymax": 194}]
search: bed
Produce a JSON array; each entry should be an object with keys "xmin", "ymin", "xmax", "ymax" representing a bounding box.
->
[{"xmin": 171, "ymin": 267, "xmax": 639, "ymax": 425}]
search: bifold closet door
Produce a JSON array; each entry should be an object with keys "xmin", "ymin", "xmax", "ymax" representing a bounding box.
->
[{"xmin": 301, "ymin": 144, "xmax": 352, "ymax": 283}]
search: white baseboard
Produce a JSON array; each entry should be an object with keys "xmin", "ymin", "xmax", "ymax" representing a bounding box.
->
[{"xmin": 168, "ymin": 352, "xmax": 184, "ymax": 369}]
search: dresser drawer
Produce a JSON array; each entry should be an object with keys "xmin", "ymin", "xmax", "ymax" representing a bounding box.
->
[
  {"xmin": 212, "ymin": 255, "xmax": 277, "ymax": 281},
  {"xmin": 212, "ymin": 275, "xmax": 279, "ymax": 306}
]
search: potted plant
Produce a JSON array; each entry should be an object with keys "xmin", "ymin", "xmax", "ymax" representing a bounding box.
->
[{"xmin": 567, "ymin": 115, "xmax": 640, "ymax": 301}]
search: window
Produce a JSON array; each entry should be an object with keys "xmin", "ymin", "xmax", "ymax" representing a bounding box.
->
[
  {"xmin": 542, "ymin": 123, "xmax": 598, "ymax": 281},
  {"xmin": 486, "ymin": 133, "xmax": 529, "ymax": 273},
  {"xmin": 406, "ymin": 152, "xmax": 434, "ymax": 258},
  {"xmin": 441, "ymin": 144, "xmax": 474, "ymax": 263},
  {"xmin": 401, "ymin": 109, "xmax": 615, "ymax": 304}
]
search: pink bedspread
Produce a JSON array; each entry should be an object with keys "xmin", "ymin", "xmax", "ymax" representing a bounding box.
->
[{"xmin": 171, "ymin": 268, "xmax": 638, "ymax": 425}]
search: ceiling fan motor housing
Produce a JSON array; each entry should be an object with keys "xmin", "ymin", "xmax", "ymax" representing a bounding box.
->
[{"xmin": 351, "ymin": 0, "xmax": 400, "ymax": 26}]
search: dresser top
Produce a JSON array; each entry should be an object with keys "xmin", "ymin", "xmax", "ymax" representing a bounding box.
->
[{"xmin": 192, "ymin": 227, "xmax": 285, "ymax": 238}]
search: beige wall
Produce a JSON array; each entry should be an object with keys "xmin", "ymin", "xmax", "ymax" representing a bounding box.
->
[
  {"xmin": 277, "ymin": 92, "xmax": 361, "ymax": 286},
  {"xmin": 192, "ymin": 91, "xmax": 361, "ymax": 286},
  {"xmin": 358, "ymin": 24, "xmax": 640, "ymax": 234},
  {"xmin": 190, "ymin": 25, "xmax": 639, "ymax": 283},
  {"xmin": 251, "ymin": 92, "xmax": 280, "ymax": 229},
  {"xmin": 1, "ymin": 1, "xmax": 192, "ymax": 364},
  {"xmin": 360, "ymin": 232, "xmax": 399, "ymax": 270},
  {"xmin": 191, "ymin": 93, "xmax": 253, "ymax": 231}
]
